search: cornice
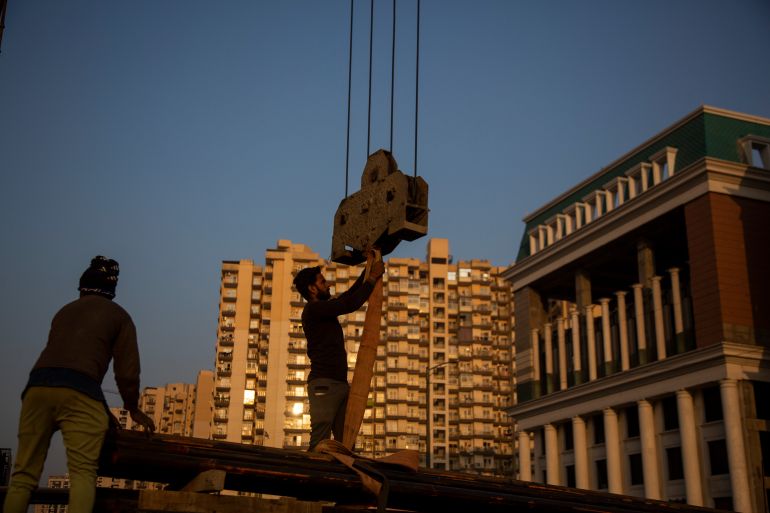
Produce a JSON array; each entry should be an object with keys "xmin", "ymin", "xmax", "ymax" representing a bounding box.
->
[
  {"xmin": 522, "ymin": 105, "xmax": 770, "ymax": 224},
  {"xmin": 503, "ymin": 157, "xmax": 769, "ymax": 290},
  {"xmin": 506, "ymin": 342, "xmax": 769, "ymax": 430}
]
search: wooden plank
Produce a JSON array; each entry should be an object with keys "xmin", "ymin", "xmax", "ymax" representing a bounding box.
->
[
  {"xmin": 98, "ymin": 432, "xmax": 730, "ymax": 513},
  {"xmin": 342, "ymin": 277, "xmax": 383, "ymax": 449},
  {"xmin": 179, "ymin": 469, "xmax": 226, "ymax": 493},
  {"xmin": 138, "ymin": 490, "xmax": 324, "ymax": 513}
]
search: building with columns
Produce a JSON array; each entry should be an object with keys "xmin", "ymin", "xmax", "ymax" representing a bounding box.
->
[
  {"xmin": 211, "ymin": 239, "xmax": 515, "ymax": 475},
  {"xmin": 504, "ymin": 106, "xmax": 770, "ymax": 512}
]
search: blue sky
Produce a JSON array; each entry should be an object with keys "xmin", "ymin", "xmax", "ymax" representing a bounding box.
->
[{"xmin": 1, "ymin": 0, "xmax": 769, "ymax": 477}]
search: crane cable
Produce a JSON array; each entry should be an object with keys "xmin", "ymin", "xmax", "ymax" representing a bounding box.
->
[
  {"xmin": 344, "ymin": 0, "xmax": 421, "ymax": 196},
  {"xmin": 0, "ymin": 0, "xmax": 8, "ymax": 53},
  {"xmin": 414, "ymin": 0, "xmax": 420, "ymax": 179},
  {"xmin": 344, "ymin": 0, "xmax": 354, "ymax": 198}
]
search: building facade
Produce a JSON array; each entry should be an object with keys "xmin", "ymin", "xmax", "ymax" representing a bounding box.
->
[
  {"xmin": 504, "ymin": 106, "xmax": 770, "ymax": 511},
  {"xmin": 211, "ymin": 239, "xmax": 515, "ymax": 475},
  {"xmin": 110, "ymin": 372, "xmax": 211, "ymax": 438}
]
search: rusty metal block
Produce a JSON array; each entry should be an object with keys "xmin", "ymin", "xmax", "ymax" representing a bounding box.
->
[{"xmin": 331, "ymin": 149, "xmax": 429, "ymax": 265}]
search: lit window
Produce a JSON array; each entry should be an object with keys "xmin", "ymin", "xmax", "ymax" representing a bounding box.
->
[
  {"xmin": 243, "ymin": 390, "xmax": 255, "ymax": 405},
  {"xmin": 292, "ymin": 402, "xmax": 304, "ymax": 416}
]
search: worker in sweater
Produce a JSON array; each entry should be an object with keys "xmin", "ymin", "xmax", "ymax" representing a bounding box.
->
[
  {"xmin": 4, "ymin": 256, "xmax": 155, "ymax": 513},
  {"xmin": 293, "ymin": 249, "xmax": 384, "ymax": 450}
]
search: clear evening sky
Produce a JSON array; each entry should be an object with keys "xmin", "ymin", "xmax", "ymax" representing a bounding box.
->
[{"xmin": 1, "ymin": 1, "xmax": 769, "ymax": 477}]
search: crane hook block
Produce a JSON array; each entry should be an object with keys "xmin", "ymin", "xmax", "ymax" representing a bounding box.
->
[{"xmin": 331, "ymin": 149, "xmax": 429, "ymax": 265}]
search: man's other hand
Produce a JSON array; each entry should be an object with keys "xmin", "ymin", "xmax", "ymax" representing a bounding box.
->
[
  {"xmin": 366, "ymin": 248, "xmax": 384, "ymax": 282},
  {"xmin": 129, "ymin": 409, "xmax": 156, "ymax": 433}
]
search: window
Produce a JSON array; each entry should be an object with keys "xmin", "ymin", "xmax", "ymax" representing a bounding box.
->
[
  {"xmin": 703, "ymin": 386, "xmax": 723, "ymax": 422},
  {"xmin": 626, "ymin": 405, "xmax": 640, "ymax": 438},
  {"xmin": 556, "ymin": 213, "xmax": 572, "ymax": 238},
  {"xmin": 649, "ymin": 146, "xmax": 678, "ymax": 182},
  {"xmin": 753, "ymin": 381, "xmax": 770, "ymax": 420},
  {"xmin": 595, "ymin": 459, "xmax": 608, "ymax": 489},
  {"xmin": 625, "ymin": 162, "xmax": 653, "ymax": 196},
  {"xmin": 604, "ymin": 179, "xmax": 623, "ymax": 211},
  {"xmin": 662, "ymin": 396, "xmax": 679, "ymax": 430},
  {"xmin": 593, "ymin": 414, "xmax": 605, "ymax": 444},
  {"xmin": 563, "ymin": 421, "xmax": 573, "ymax": 450},
  {"xmin": 243, "ymin": 390, "xmax": 255, "ymax": 405},
  {"xmin": 565, "ymin": 464, "xmax": 576, "ymax": 488},
  {"xmin": 708, "ymin": 439, "xmax": 729, "ymax": 475},
  {"xmin": 666, "ymin": 446, "xmax": 684, "ymax": 480},
  {"xmin": 629, "ymin": 453, "xmax": 643, "ymax": 485},
  {"xmin": 740, "ymin": 136, "xmax": 770, "ymax": 169}
]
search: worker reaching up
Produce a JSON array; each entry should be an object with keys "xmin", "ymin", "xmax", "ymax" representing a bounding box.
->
[
  {"xmin": 293, "ymin": 249, "xmax": 384, "ymax": 451},
  {"xmin": 4, "ymin": 256, "xmax": 155, "ymax": 513}
]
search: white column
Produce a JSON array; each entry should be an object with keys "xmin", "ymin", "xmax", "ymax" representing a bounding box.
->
[
  {"xmin": 651, "ymin": 276, "xmax": 667, "ymax": 360},
  {"xmin": 615, "ymin": 291, "xmax": 630, "ymax": 371},
  {"xmin": 573, "ymin": 416, "xmax": 589, "ymax": 489},
  {"xmin": 545, "ymin": 424, "xmax": 560, "ymax": 485},
  {"xmin": 531, "ymin": 329, "xmax": 541, "ymax": 399},
  {"xmin": 571, "ymin": 308, "xmax": 583, "ymax": 385},
  {"xmin": 600, "ymin": 298, "xmax": 613, "ymax": 375},
  {"xmin": 632, "ymin": 284, "xmax": 648, "ymax": 364},
  {"xmin": 557, "ymin": 317, "xmax": 568, "ymax": 390},
  {"xmin": 585, "ymin": 306, "xmax": 597, "ymax": 381},
  {"xmin": 604, "ymin": 408, "xmax": 623, "ymax": 494},
  {"xmin": 720, "ymin": 380, "xmax": 753, "ymax": 513},
  {"xmin": 668, "ymin": 268, "xmax": 685, "ymax": 354},
  {"xmin": 676, "ymin": 389, "xmax": 703, "ymax": 506},
  {"xmin": 638, "ymin": 399, "xmax": 661, "ymax": 500},
  {"xmin": 544, "ymin": 323, "xmax": 554, "ymax": 394},
  {"xmin": 668, "ymin": 268, "xmax": 684, "ymax": 335},
  {"xmin": 518, "ymin": 431, "xmax": 532, "ymax": 481}
]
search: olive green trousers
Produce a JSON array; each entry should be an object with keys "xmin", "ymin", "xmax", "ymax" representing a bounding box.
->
[{"xmin": 3, "ymin": 386, "xmax": 109, "ymax": 513}]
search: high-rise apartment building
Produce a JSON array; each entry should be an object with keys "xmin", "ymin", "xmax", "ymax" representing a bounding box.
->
[
  {"xmin": 211, "ymin": 238, "xmax": 514, "ymax": 476},
  {"xmin": 110, "ymin": 372, "xmax": 212, "ymax": 438},
  {"xmin": 504, "ymin": 106, "xmax": 770, "ymax": 511}
]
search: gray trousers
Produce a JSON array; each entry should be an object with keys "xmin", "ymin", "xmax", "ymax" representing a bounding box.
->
[{"xmin": 307, "ymin": 378, "xmax": 349, "ymax": 450}]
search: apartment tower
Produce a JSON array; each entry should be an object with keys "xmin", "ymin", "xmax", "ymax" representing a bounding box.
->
[{"xmin": 211, "ymin": 239, "xmax": 514, "ymax": 476}]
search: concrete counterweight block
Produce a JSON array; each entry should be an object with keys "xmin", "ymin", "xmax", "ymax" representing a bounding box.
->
[{"xmin": 331, "ymin": 149, "xmax": 429, "ymax": 265}]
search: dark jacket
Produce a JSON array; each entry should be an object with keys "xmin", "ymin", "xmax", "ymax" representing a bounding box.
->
[
  {"xmin": 302, "ymin": 270, "xmax": 374, "ymax": 383},
  {"xmin": 29, "ymin": 294, "xmax": 141, "ymax": 410}
]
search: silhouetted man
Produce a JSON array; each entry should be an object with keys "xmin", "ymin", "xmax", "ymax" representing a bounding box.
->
[
  {"xmin": 293, "ymin": 250, "xmax": 384, "ymax": 450},
  {"xmin": 4, "ymin": 256, "xmax": 155, "ymax": 513}
]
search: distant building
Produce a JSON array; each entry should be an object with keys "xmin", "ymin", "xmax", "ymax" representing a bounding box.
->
[
  {"xmin": 34, "ymin": 473, "xmax": 162, "ymax": 513},
  {"xmin": 34, "ymin": 475, "xmax": 68, "ymax": 513},
  {"xmin": 1, "ymin": 448, "xmax": 10, "ymax": 486},
  {"xmin": 111, "ymin": 378, "xmax": 209, "ymax": 437},
  {"xmin": 504, "ymin": 106, "xmax": 770, "ymax": 511},
  {"xmin": 192, "ymin": 370, "xmax": 214, "ymax": 439},
  {"xmin": 211, "ymin": 238, "xmax": 515, "ymax": 476}
]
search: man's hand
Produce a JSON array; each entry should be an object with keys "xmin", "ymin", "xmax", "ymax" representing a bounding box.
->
[{"xmin": 129, "ymin": 408, "xmax": 156, "ymax": 434}]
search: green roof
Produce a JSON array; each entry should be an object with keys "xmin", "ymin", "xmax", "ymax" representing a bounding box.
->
[{"xmin": 516, "ymin": 107, "xmax": 770, "ymax": 262}]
